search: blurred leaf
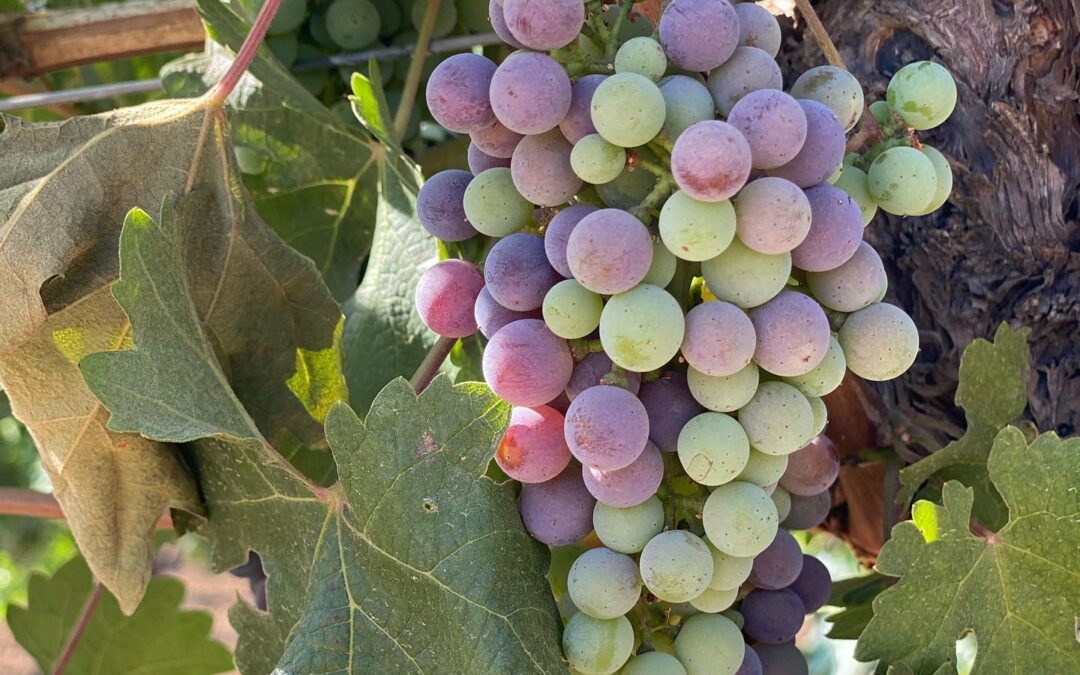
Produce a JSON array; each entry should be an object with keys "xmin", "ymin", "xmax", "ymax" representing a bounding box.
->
[{"xmin": 824, "ymin": 573, "xmax": 888, "ymax": 640}]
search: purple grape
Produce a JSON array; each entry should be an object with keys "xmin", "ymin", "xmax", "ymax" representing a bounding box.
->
[
  {"xmin": 681, "ymin": 301, "xmax": 757, "ymax": 377},
  {"xmin": 560, "ymin": 74, "xmax": 606, "ymax": 144},
  {"xmin": 474, "ymin": 286, "xmax": 540, "ymax": 339},
  {"xmin": 670, "ymin": 121, "xmax": 752, "ymax": 202},
  {"xmin": 767, "ymin": 100, "xmax": 846, "ymax": 188},
  {"xmin": 658, "ymin": 0, "xmax": 739, "ymax": 72},
  {"xmin": 787, "ymin": 554, "xmax": 831, "ymax": 613},
  {"xmin": 748, "ymin": 529, "xmax": 804, "ymax": 590},
  {"xmin": 519, "ymin": 465, "xmax": 596, "ymax": 546},
  {"xmin": 735, "ymin": 644, "xmax": 764, "ymax": 675},
  {"xmin": 734, "ymin": 2, "xmax": 781, "ymax": 56},
  {"xmin": 806, "ymin": 241, "xmax": 887, "ymax": 312},
  {"xmin": 425, "ymin": 53, "xmax": 497, "ymax": 134},
  {"xmin": 791, "ymin": 184, "xmax": 864, "ymax": 272},
  {"xmin": 468, "ymin": 143, "xmax": 511, "ymax": 174},
  {"xmin": 416, "ymin": 170, "xmax": 477, "ymax": 242},
  {"xmin": 564, "ymin": 385, "xmax": 650, "ymax": 471},
  {"xmin": 582, "ymin": 441, "xmax": 664, "ymax": 507},
  {"xmin": 755, "ymin": 643, "xmax": 808, "ymax": 675},
  {"xmin": 414, "ymin": 259, "xmax": 484, "ymax": 338},
  {"xmin": 638, "ymin": 371, "xmax": 705, "ymax": 453},
  {"xmin": 727, "ymin": 90, "xmax": 807, "ymax": 170},
  {"xmin": 490, "ymin": 52, "xmax": 572, "ymax": 135},
  {"xmin": 495, "ymin": 405, "xmax": 573, "ymax": 483},
  {"xmin": 741, "ymin": 588, "xmax": 806, "ymax": 644},
  {"xmin": 706, "ymin": 46, "xmax": 783, "ymax": 117},
  {"xmin": 502, "ymin": 0, "xmax": 584, "ymax": 51},
  {"xmin": 482, "ymin": 319, "xmax": 574, "ymax": 406},
  {"xmin": 733, "ymin": 177, "xmax": 812, "ymax": 254},
  {"xmin": 510, "ymin": 130, "xmax": 583, "ymax": 207},
  {"xmin": 750, "ymin": 291, "xmax": 831, "ymax": 377},
  {"xmin": 484, "ymin": 233, "xmax": 561, "ymax": 311},
  {"xmin": 565, "ymin": 352, "xmax": 642, "ymax": 401},
  {"xmin": 470, "ymin": 119, "xmax": 523, "ymax": 158},
  {"xmin": 544, "ymin": 204, "xmax": 598, "ymax": 278},
  {"xmin": 566, "ymin": 208, "xmax": 653, "ymax": 295},
  {"xmin": 781, "ymin": 490, "xmax": 832, "ymax": 530},
  {"xmin": 779, "ymin": 434, "xmax": 839, "ymax": 496},
  {"xmin": 487, "ymin": 0, "xmax": 524, "ymax": 49}
]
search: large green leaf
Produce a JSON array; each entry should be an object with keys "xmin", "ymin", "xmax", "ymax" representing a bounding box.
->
[
  {"xmin": 8, "ymin": 555, "xmax": 233, "ymax": 674},
  {"xmin": 856, "ymin": 426, "xmax": 1080, "ymax": 674},
  {"xmin": 898, "ymin": 324, "xmax": 1030, "ymax": 527}
]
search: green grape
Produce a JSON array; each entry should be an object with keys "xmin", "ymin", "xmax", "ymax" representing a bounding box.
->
[
  {"xmin": 572, "ymin": 134, "xmax": 627, "ymax": 184},
  {"xmin": 558, "ymin": 593, "xmax": 579, "ymax": 622},
  {"xmin": 563, "ymin": 612, "xmax": 635, "ymax": 675},
  {"xmin": 308, "ymin": 11, "xmax": 336, "ymax": 48},
  {"xmin": 659, "ymin": 191, "xmax": 737, "ymax": 262},
  {"xmin": 912, "ymin": 145, "xmax": 952, "ymax": 215},
  {"xmin": 593, "ymin": 496, "xmax": 665, "ymax": 554},
  {"xmin": 789, "ymin": 65, "xmax": 865, "ymax": 131},
  {"xmin": 240, "ymin": 0, "xmax": 308, "ymax": 34},
  {"xmin": 838, "ymin": 302, "xmax": 919, "ymax": 381},
  {"xmin": 689, "ymin": 586, "xmax": 738, "ymax": 613},
  {"xmin": 568, "ymin": 548, "xmax": 643, "ymax": 619},
  {"xmin": 702, "ymin": 481, "xmax": 778, "ymax": 557},
  {"xmin": 639, "ymin": 530, "xmax": 714, "ymax": 602},
  {"xmin": 677, "ymin": 412, "xmax": 750, "ymax": 486},
  {"xmin": 620, "ymin": 652, "xmax": 687, "ymax": 675},
  {"xmin": 720, "ymin": 609, "xmax": 744, "ymax": 630},
  {"xmin": 673, "ymin": 614, "xmax": 745, "ymax": 675},
  {"xmin": 371, "ymin": 0, "xmax": 403, "ymax": 36},
  {"xmin": 826, "ymin": 163, "xmax": 843, "ymax": 184},
  {"xmin": 463, "ymin": 168, "xmax": 532, "ymax": 236},
  {"xmin": 867, "ymin": 146, "xmax": 938, "ymax": 216},
  {"xmin": 326, "ymin": 0, "xmax": 381, "ymax": 49},
  {"xmin": 543, "ymin": 280, "xmax": 604, "ymax": 339},
  {"xmin": 234, "ymin": 146, "xmax": 268, "ymax": 175},
  {"xmin": 642, "ymin": 240, "xmax": 678, "ymax": 287},
  {"xmin": 687, "ymin": 363, "xmax": 759, "ymax": 413},
  {"xmin": 886, "ymin": 60, "xmax": 957, "ymax": 130},
  {"xmin": 783, "ymin": 336, "xmax": 846, "ymax": 398},
  {"xmin": 591, "ymin": 73, "xmax": 667, "ymax": 148},
  {"xmin": 808, "ymin": 395, "xmax": 827, "ymax": 436},
  {"xmin": 869, "ymin": 100, "xmax": 891, "ymax": 125},
  {"xmin": 615, "ymin": 37, "xmax": 668, "ymax": 82},
  {"xmin": 707, "ymin": 545, "xmax": 753, "ymax": 590},
  {"xmin": 596, "ymin": 146, "xmax": 659, "ymax": 209},
  {"xmin": 771, "ymin": 485, "xmax": 792, "ymax": 522},
  {"xmin": 701, "ymin": 239, "xmax": 791, "ymax": 309},
  {"xmin": 411, "ymin": 0, "xmax": 458, "ymax": 37},
  {"xmin": 266, "ymin": 33, "xmax": 299, "ymax": 67},
  {"xmin": 600, "ymin": 284, "xmax": 685, "ymax": 372},
  {"xmin": 455, "ymin": 0, "xmax": 489, "ymax": 31},
  {"xmin": 736, "ymin": 448, "xmax": 788, "ymax": 488},
  {"xmin": 737, "ymin": 381, "xmax": 814, "ymax": 456},
  {"xmin": 833, "ymin": 164, "xmax": 878, "ymax": 225}
]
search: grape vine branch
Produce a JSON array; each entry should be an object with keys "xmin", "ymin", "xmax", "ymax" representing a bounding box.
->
[{"xmin": 394, "ymin": 0, "xmax": 444, "ymax": 140}]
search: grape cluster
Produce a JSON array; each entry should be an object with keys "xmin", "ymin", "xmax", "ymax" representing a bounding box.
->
[{"xmin": 413, "ymin": 1, "xmax": 956, "ymax": 673}]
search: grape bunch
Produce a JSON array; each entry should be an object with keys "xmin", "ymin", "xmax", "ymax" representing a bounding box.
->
[{"xmin": 413, "ymin": 1, "xmax": 956, "ymax": 673}]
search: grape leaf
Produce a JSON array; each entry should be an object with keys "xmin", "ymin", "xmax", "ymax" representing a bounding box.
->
[
  {"xmin": 856, "ymin": 426, "xmax": 1080, "ymax": 674},
  {"xmin": 898, "ymin": 324, "xmax": 1030, "ymax": 528},
  {"xmin": 824, "ymin": 573, "xmax": 889, "ymax": 639},
  {"xmin": 8, "ymin": 555, "xmax": 233, "ymax": 675}
]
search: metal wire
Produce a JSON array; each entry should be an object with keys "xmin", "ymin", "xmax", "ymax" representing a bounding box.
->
[{"xmin": 0, "ymin": 33, "xmax": 502, "ymax": 113}]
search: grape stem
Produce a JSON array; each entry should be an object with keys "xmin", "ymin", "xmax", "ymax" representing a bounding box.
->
[
  {"xmin": 0, "ymin": 487, "xmax": 175, "ymax": 527},
  {"xmin": 409, "ymin": 335, "xmax": 457, "ymax": 394},
  {"xmin": 51, "ymin": 581, "xmax": 104, "ymax": 675},
  {"xmin": 603, "ymin": 0, "xmax": 637, "ymax": 60},
  {"xmin": 792, "ymin": 0, "xmax": 846, "ymax": 70},
  {"xmin": 394, "ymin": 0, "xmax": 444, "ymax": 141},
  {"xmin": 630, "ymin": 174, "xmax": 675, "ymax": 223},
  {"xmin": 205, "ymin": 0, "xmax": 282, "ymax": 107}
]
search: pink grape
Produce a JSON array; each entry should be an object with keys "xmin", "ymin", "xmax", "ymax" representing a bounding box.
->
[
  {"xmin": 425, "ymin": 53, "xmax": 497, "ymax": 133},
  {"xmin": 490, "ymin": 52, "xmax": 572, "ymax": 135},
  {"xmin": 474, "ymin": 287, "xmax": 540, "ymax": 339},
  {"xmin": 560, "ymin": 74, "xmax": 606, "ymax": 144},
  {"xmin": 782, "ymin": 489, "xmax": 832, "ymax": 530},
  {"xmin": 734, "ymin": 2, "xmax": 781, "ymax": 56},
  {"xmin": 748, "ymin": 529, "xmax": 804, "ymax": 590},
  {"xmin": 791, "ymin": 184, "xmax": 864, "ymax": 272},
  {"xmin": 658, "ymin": 0, "xmax": 739, "ymax": 72},
  {"xmin": 566, "ymin": 208, "xmax": 653, "ymax": 295},
  {"xmin": 750, "ymin": 291, "xmax": 831, "ymax": 377},
  {"xmin": 519, "ymin": 466, "xmax": 596, "ymax": 546},
  {"xmin": 734, "ymin": 177, "xmax": 812, "ymax": 255},
  {"xmin": 544, "ymin": 204, "xmax": 598, "ymax": 278},
  {"xmin": 470, "ymin": 119, "xmax": 523, "ymax": 158},
  {"xmin": 487, "ymin": 0, "xmax": 524, "ymax": 49},
  {"xmin": 638, "ymin": 371, "xmax": 705, "ymax": 453},
  {"xmin": 495, "ymin": 405, "xmax": 573, "ymax": 483},
  {"xmin": 502, "ymin": 0, "xmax": 584, "ymax": 51},
  {"xmin": 511, "ymin": 130, "xmax": 583, "ymax": 207},
  {"xmin": 414, "ymin": 259, "xmax": 484, "ymax": 338},
  {"xmin": 788, "ymin": 554, "xmax": 831, "ymax": 613},
  {"xmin": 780, "ymin": 434, "xmax": 840, "ymax": 496},
  {"xmin": 482, "ymin": 319, "xmax": 573, "ymax": 406},
  {"xmin": 806, "ymin": 241, "xmax": 887, "ymax": 312},
  {"xmin": 416, "ymin": 170, "xmax": 477, "ymax": 242},
  {"xmin": 484, "ymin": 233, "xmax": 561, "ymax": 311},
  {"xmin": 705, "ymin": 46, "xmax": 783, "ymax": 117},
  {"xmin": 727, "ymin": 90, "xmax": 808, "ymax": 170},
  {"xmin": 467, "ymin": 143, "xmax": 511, "ymax": 174},
  {"xmin": 670, "ymin": 121, "xmax": 752, "ymax": 202},
  {"xmin": 582, "ymin": 441, "xmax": 664, "ymax": 507},
  {"xmin": 768, "ymin": 100, "xmax": 846, "ymax": 188},
  {"xmin": 564, "ymin": 385, "xmax": 650, "ymax": 471},
  {"xmin": 741, "ymin": 589, "xmax": 806, "ymax": 644},
  {"xmin": 681, "ymin": 301, "xmax": 757, "ymax": 376},
  {"xmin": 565, "ymin": 352, "xmax": 642, "ymax": 401}
]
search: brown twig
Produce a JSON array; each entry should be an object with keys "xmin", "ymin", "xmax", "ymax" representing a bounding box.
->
[
  {"xmin": 0, "ymin": 488, "xmax": 173, "ymax": 529},
  {"xmin": 792, "ymin": 0, "xmax": 847, "ymax": 69},
  {"xmin": 206, "ymin": 0, "xmax": 281, "ymax": 106},
  {"xmin": 50, "ymin": 581, "xmax": 104, "ymax": 675},
  {"xmin": 409, "ymin": 335, "xmax": 457, "ymax": 394}
]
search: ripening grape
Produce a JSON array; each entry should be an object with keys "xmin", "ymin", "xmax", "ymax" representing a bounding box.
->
[
  {"xmin": 490, "ymin": 52, "xmax": 572, "ymax": 135},
  {"xmin": 511, "ymin": 129, "xmax": 582, "ymax": 206},
  {"xmin": 832, "ymin": 164, "xmax": 878, "ymax": 225},
  {"xmin": 735, "ymin": 645, "xmax": 764, "ymax": 675},
  {"xmin": 544, "ymin": 204, "xmax": 597, "ymax": 278},
  {"xmin": 737, "ymin": 448, "xmax": 789, "ymax": 488},
  {"xmin": 792, "ymin": 184, "xmax": 864, "ymax": 272},
  {"xmin": 671, "ymin": 121, "xmax": 752, "ymax": 202},
  {"xmin": 677, "ymin": 412, "xmax": 750, "ymax": 486},
  {"xmin": 741, "ymin": 588, "xmax": 806, "ymax": 644},
  {"xmin": 599, "ymin": 284, "xmax": 686, "ymax": 372},
  {"xmin": 593, "ymin": 495, "xmax": 664, "ymax": 554},
  {"xmin": 782, "ymin": 489, "xmax": 831, "ymax": 530},
  {"xmin": 733, "ymin": 177, "xmax": 812, "ymax": 254},
  {"xmin": 690, "ymin": 586, "xmax": 738, "ymax": 613},
  {"xmin": 463, "ymin": 167, "xmax": 532, "ymax": 236},
  {"xmin": 707, "ymin": 545, "xmax": 754, "ymax": 590},
  {"xmin": 768, "ymin": 100, "xmax": 846, "ymax": 188},
  {"xmin": 582, "ymin": 441, "xmax": 664, "ymax": 507},
  {"xmin": 487, "ymin": 0, "xmax": 524, "ymax": 49},
  {"xmin": 867, "ymin": 146, "xmax": 938, "ymax": 216},
  {"xmin": 912, "ymin": 145, "xmax": 953, "ymax": 215},
  {"xmin": 621, "ymin": 652, "xmax": 688, "ymax": 675},
  {"xmin": 482, "ymin": 319, "xmax": 573, "ymax": 406},
  {"xmin": 659, "ymin": 75, "xmax": 717, "ymax": 140},
  {"xmin": 782, "ymin": 336, "xmax": 846, "ymax": 397},
  {"xmin": 838, "ymin": 302, "xmax": 919, "ymax": 380},
  {"xmin": 756, "ymin": 642, "xmax": 808, "ymax": 675},
  {"xmin": 687, "ymin": 363, "xmax": 760, "ymax": 413},
  {"xmin": 410, "ymin": 0, "xmax": 456, "ymax": 37},
  {"xmin": 658, "ymin": 0, "xmax": 739, "ymax": 72},
  {"xmin": 659, "ymin": 191, "xmax": 736, "ymax": 262},
  {"xmin": 771, "ymin": 485, "xmax": 792, "ymax": 522},
  {"xmin": 638, "ymin": 371, "xmax": 706, "ymax": 452},
  {"xmin": 543, "ymin": 280, "xmax": 603, "ymax": 339},
  {"xmin": 734, "ymin": 2, "xmax": 781, "ymax": 56},
  {"xmin": 502, "ymin": 0, "xmax": 584, "ymax": 51},
  {"xmin": 639, "ymin": 530, "xmax": 715, "ymax": 602},
  {"xmin": 706, "ymin": 46, "xmax": 783, "ymax": 117},
  {"xmin": 703, "ymin": 481, "xmax": 778, "ymax": 557},
  {"xmin": 886, "ymin": 60, "xmax": 957, "ymax": 130},
  {"xmin": 325, "ymin": 0, "xmax": 380, "ymax": 49},
  {"xmin": 495, "ymin": 405, "xmax": 572, "ymax": 483},
  {"xmin": 748, "ymin": 529, "xmax": 804, "ymax": 590},
  {"xmin": 788, "ymin": 554, "xmax": 831, "ymax": 613},
  {"xmin": 789, "ymin": 65, "xmax": 865, "ymax": 131},
  {"xmin": 615, "ymin": 37, "xmax": 668, "ymax": 82},
  {"xmin": 564, "ymin": 352, "xmax": 641, "ymax": 401},
  {"xmin": 467, "ymin": 143, "xmax": 511, "ymax": 174},
  {"xmin": 484, "ymin": 233, "xmax": 560, "ymax": 311},
  {"xmin": 567, "ymin": 547, "xmax": 642, "ymax": 619},
  {"xmin": 470, "ymin": 119, "xmax": 522, "ymax": 158},
  {"xmin": 566, "ymin": 208, "xmax": 653, "ymax": 294},
  {"xmin": 807, "ymin": 241, "xmax": 888, "ymax": 312},
  {"xmin": 560, "ymin": 74, "xmax": 606, "ymax": 144},
  {"xmin": 564, "ymin": 385, "xmax": 649, "ymax": 471},
  {"xmin": 519, "ymin": 465, "xmax": 595, "ymax": 546},
  {"xmin": 643, "ymin": 240, "xmax": 679, "ymax": 286},
  {"xmin": 737, "ymin": 381, "xmax": 815, "ymax": 455},
  {"xmin": 681, "ymin": 301, "xmax": 756, "ymax": 376},
  {"xmin": 750, "ymin": 291, "xmax": 831, "ymax": 377},
  {"xmin": 727, "ymin": 91, "xmax": 808, "ymax": 171},
  {"xmin": 590, "ymin": 73, "xmax": 667, "ymax": 148},
  {"xmin": 474, "ymin": 287, "xmax": 539, "ymax": 339},
  {"xmin": 701, "ymin": 238, "xmax": 792, "ymax": 309},
  {"xmin": 562, "ymin": 612, "xmax": 634, "ymax": 675},
  {"xmin": 673, "ymin": 613, "xmax": 745, "ymax": 675},
  {"xmin": 416, "ymin": 170, "xmax": 477, "ymax": 242},
  {"xmin": 571, "ymin": 134, "xmax": 627, "ymax": 184},
  {"xmin": 425, "ymin": 53, "xmax": 497, "ymax": 133},
  {"xmin": 807, "ymin": 395, "xmax": 828, "ymax": 436},
  {"xmin": 248, "ymin": 0, "xmax": 307, "ymax": 34},
  {"xmin": 414, "ymin": 259, "xmax": 484, "ymax": 338}
]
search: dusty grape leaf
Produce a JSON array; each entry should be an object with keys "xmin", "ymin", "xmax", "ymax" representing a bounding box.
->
[
  {"xmin": 857, "ymin": 426, "xmax": 1080, "ymax": 674},
  {"xmin": 8, "ymin": 555, "xmax": 233, "ymax": 675},
  {"xmin": 898, "ymin": 324, "xmax": 1030, "ymax": 528}
]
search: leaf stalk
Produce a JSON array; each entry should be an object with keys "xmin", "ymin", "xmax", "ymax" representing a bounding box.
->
[
  {"xmin": 206, "ymin": 0, "xmax": 282, "ymax": 106},
  {"xmin": 394, "ymin": 0, "xmax": 443, "ymax": 141}
]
